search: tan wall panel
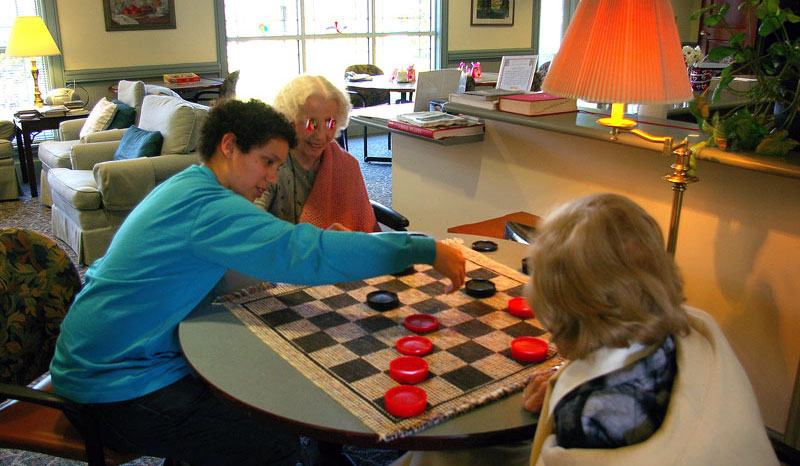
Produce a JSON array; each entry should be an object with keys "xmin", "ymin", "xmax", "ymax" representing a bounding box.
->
[
  {"xmin": 56, "ymin": 0, "xmax": 216, "ymax": 70},
  {"xmin": 448, "ymin": 0, "xmax": 534, "ymax": 51}
]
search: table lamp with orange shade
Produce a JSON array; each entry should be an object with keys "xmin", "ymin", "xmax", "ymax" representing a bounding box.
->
[{"xmin": 542, "ymin": 0, "xmax": 697, "ymax": 255}]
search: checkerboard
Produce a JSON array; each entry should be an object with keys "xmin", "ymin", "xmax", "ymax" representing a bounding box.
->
[{"xmin": 219, "ymin": 242, "xmax": 561, "ymax": 441}]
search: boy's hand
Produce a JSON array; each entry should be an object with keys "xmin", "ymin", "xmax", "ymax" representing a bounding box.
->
[
  {"xmin": 522, "ymin": 367, "xmax": 558, "ymax": 413},
  {"xmin": 433, "ymin": 241, "xmax": 465, "ymax": 293}
]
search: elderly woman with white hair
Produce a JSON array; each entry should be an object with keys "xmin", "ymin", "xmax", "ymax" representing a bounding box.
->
[{"xmin": 255, "ymin": 75, "xmax": 379, "ymax": 232}]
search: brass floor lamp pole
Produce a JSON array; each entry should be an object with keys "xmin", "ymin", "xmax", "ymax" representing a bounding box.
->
[{"xmin": 609, "ymin": 127, "xmax": 698, "ymax": 256}]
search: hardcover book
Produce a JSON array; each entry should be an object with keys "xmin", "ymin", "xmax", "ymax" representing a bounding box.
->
[
  {"xmin": 498, "ymin": 92, "xmax": 578, "ymax": 116},
  {"xmin": 388, "ymin": 119, "xmax": 484, "ymax": 140}
]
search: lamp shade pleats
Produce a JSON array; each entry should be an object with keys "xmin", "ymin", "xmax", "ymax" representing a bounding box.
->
[
  {"xmin": 543, "ymin": 0, "xmax": 692, "ymax": 105},
  {"xmin": 6, "ymin": 16, "xmax": 61, "ymax": 58}
]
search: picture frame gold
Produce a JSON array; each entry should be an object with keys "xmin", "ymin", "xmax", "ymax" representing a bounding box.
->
[
  {"xmin": 103, "ymin": 0, "xmax": 176, "ymax": 32},
  {"xmin": 471, "ymin": 0, "xmax": 515, "ymax": 26}
]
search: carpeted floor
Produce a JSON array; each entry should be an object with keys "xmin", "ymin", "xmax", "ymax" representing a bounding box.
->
[{"xmin": 0, "ymin": 134, "xmax": 401, "ymax": 466}]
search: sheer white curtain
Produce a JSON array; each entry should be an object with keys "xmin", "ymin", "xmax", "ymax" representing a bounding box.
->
[{"xmin": 0, "ymin": 0, "xmax": 55, "ymax": 114}]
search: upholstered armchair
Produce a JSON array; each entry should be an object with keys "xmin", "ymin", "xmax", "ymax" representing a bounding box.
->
[
  {"xmin": 38, "ymin": 80, "xmax": 147, "ymax": 206},
  {"xmin": 47, "ymin": 95, "xmax": 209, "ymax": 265},
  {"xmin": 0, "ymin": 120, "xmax": 21, "ymax": 200}
]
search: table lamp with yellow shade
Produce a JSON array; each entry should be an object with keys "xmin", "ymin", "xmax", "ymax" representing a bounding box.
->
[
  {"xmin": 6, "ymin": 16, "xmax": 61, "ymax": 108},
  {"xmin": 542, "ymin": 0, "xmax": 696, "ymax": 255}
]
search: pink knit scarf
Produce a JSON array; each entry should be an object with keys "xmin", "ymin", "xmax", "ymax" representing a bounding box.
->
[{"xmin": 299, "ymin": 141, "xmax": 379, "ymax": 232}]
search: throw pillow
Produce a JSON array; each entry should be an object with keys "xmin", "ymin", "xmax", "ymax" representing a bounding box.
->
[
  {"xmin": 112, "ymin": 126, "xmax": 164, "ymax": 161},
  {"xmin": 79, "ymin": 97, "xmax": 118, "ymax": 140},
  {"xmin": 108, "ymin": 99, "xmax": 136, "ymax": 129}
]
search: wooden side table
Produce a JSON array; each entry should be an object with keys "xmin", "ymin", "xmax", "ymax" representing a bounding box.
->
[{"xmin": 13, "ymin": 111, "xmax": 89, "ymax": 197}]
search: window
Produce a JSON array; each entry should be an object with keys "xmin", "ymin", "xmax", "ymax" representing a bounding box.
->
[
  {"xmin": 0, "ymin": 0, "xmax": 54, "ymax": 114},
  {"xmin": 224, "ymin": 0, "xmax": 436, "ymax": 104}
]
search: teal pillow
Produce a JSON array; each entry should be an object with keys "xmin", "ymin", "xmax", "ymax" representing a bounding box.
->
[
  {"xmin": 108, "ymin": 99, "xmax": 136, "ymax": 129},
  {"xmin": 113, "ymin": 126, "xmax": 163, "ymax": 161}
]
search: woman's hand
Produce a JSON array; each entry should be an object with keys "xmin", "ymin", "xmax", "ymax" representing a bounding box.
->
[
  {"xmin": 433, "ymin": 241, "xmax": 465, "ymax": 293},
  {"xmin": 522, "ymin": 367, "xmax": 558, "ymax": 413}
]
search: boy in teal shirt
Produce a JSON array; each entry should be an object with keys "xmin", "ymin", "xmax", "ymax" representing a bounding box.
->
[{"xmin": 51, "ymin": 99, "xmax": 465, "ymax": 466}]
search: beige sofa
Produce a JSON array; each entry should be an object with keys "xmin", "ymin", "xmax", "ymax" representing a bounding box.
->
[
  {"xmin": 48, "ymin": 95, "xmax": 209, "ymax": 264},
  {"xmin": 38, "ymin": 80, "xmax": 147, "ymax": 206}
]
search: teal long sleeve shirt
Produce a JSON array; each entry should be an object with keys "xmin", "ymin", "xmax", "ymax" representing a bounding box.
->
[{"xmin": 50, "ymin": 165, "xmax": 435, "ymax": 404}]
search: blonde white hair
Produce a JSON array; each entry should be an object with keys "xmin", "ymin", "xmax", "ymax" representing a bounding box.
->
[
  {"xmin": 525, "ymin": 193, "xmax": 689, "ymax": 360},
  {"xmin": 272, "ymin": 75, "xmax": 352, "ymax": 137}
]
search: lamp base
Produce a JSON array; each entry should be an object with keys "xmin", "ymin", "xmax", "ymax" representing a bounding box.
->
[
  {"xmin": 597, "ymin": 102, "xmax": 636, "ymax": 129},
  {"xmin": 597, "ymin": 116, "xmax": 636, "ymax": 128},
  {"xmin": 31, "ymin": 59, "xmax": 44, "ymax": 108}
]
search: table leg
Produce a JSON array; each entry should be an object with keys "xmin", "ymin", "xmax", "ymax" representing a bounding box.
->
[
  {"xmin": 21, "ymin": 129, "xmax": 38, "ymax": 197},
  {"xmin": 14, "ymin": 125, "xmax": 28, "ymax": 183}
]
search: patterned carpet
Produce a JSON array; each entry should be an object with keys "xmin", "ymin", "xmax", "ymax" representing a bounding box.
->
[{"xmin": 0, "ymin": 134, "xmax": 401, "ymax": 466}]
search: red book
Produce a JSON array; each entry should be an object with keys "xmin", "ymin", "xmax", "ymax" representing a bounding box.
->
[
  {"xmin": 498, "ymin": 92, "xmax": 578, "ymax": 116},
  {"xmin": 387, "ymin": 120, "xmax": 484, "ymax": 140}
]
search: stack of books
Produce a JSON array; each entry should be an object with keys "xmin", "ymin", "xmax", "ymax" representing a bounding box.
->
[
  {"xmin": 497, "ymin": 92, "xmax": 578, "ymax": 116},
  {"xmin": 388, "ymin": 111, "xmax": 484, "ymax": 140},
  {"xmin": 448, "ymin": 89, "xmax": 523, "ymax": 110},
  {"xmin": 163, "ymin": 72, "xmax": 201, "ymax": 84}
]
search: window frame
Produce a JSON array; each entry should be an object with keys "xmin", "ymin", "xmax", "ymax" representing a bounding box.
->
[{"xmin": 223, "ymin": 0, "xmax": 443, "ymax": 76}]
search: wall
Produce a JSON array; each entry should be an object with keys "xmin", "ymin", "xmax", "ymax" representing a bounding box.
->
[
  {"xmin": 447, "ymin": 0, "xmax": 534, "ymax": 52},
  {"xmin": 391, "ymin": 122, "xmax": 800, "ymax": 436},
  {"xmin": 55, "ymin": 0, "xmax": 217, "ymax": 72},
  {"xmin": 672, "ymin": 0, "xmax": 703, "ymax": 43}
]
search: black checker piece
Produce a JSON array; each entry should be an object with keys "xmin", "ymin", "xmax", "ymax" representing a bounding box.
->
[
  {"xmin": 276, "ymin": 290, "xmax": 316, "ymax": 307},
  {"xmin": 458, "ymin": 300, "xmax": 496, "ymax": 318},
  {"xmin": 330, "ymin": 358, "xmax": 381, "ymax": 383},
  {"xmin": 411, "ymin": 298, "xmax": 449, "ymax": 315},
  {"xmin": 343, "ymin": 335, "xmax": 389, "ymax": 356},
  {"xmin": 308, "ymin": 311, "xmax": 350, "ymax": 330},
  {"xmin": 322, "ymin": 293, "xmax": 359, "ymax": 309},
  {"xmin": 256, "ymin": 308, "xmax": 303, "ymax": 327},
  {"xmin": 466, "ymin": 268, "xmax": 499, "ymax": 280},
  {"xmin": 293, "ymin": 331, "xmax": 338, "ymax": 353},
  {"xmin": 441, "ymin": 365, "xmax": 494, "ymax": 391},
  {"xmin": 354, "ymin": 314, "xmax": 397, "ymax": 333},
  {"xmin": 448, "ymin": 340, "xmax": 494, "ymax": 363},
  {"xmin": 452, "ymin": 319, "xmax": 495, "ymax": 339},
  {"xmin": 503, "ymin": 321, "xmax": 546, "ymax": 338}
]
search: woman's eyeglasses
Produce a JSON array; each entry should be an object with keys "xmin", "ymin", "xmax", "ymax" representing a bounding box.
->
[{"xmin": 304, "ymin": 117, "xmax": 337, "ymax": 132}]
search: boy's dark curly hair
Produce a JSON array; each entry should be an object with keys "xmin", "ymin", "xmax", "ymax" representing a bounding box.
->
[{"xmin": 197, "ymin": 99, "xmax": 297, "ymax": 161}]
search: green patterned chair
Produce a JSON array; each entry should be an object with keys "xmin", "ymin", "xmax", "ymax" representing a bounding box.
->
[{"xmin": 0, "ymin": 228, "xmax": 139, "ymax": 465}]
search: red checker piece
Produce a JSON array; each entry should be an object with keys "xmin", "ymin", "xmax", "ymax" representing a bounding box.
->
[
  {"xmin": 507, "ymin": 297, "xmax": 534, "ymax": 319},
  {"xmin": 385, "ymin": 385, "xmax": 427, "ymax": 418},
  {"xmin": 510, "ymin": 337, "xmax": 548, "ymax": 363},
  {"xmin": 404, "ymin": 314, "xmax": 438, "ymax": 333},
  {"xmin": 389, "ymin": 356, "xmax": 429, "ymax": 384},
  {"xmin": 396, "ymin": 336, "xmax": 433, "ymax": 356}
]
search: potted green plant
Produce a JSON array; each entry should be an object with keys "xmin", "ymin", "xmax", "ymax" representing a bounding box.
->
[{"xmin": 689, "ymin": 0, "xmax": 799, "ymax": 157}]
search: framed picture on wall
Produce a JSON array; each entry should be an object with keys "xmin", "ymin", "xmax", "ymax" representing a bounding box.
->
[
  {"xmin": 103, "ymin": 0, "xmax": 176, "ymax": 31},
  {"xmin": 471, "ymin": 0, "xmax": 515, "ymax": 26}
]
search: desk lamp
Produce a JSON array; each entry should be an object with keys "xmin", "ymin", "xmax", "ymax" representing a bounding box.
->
[
  {"xmin": 6, "ymin": 16, "xmax": 61, "ymax": 108},
  {"xmin": 542, "ymin": 0, "xmax": 695, "ymax": 255}
]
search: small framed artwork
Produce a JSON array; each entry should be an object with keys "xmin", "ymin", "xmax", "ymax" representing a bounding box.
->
[
  {"xmin": 471, "ymin": 0, "xmax": 515, "ymax": 26},
  {"xmin": 103, "ymin": 0, "xmax": 176, "ymax": 32}
]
